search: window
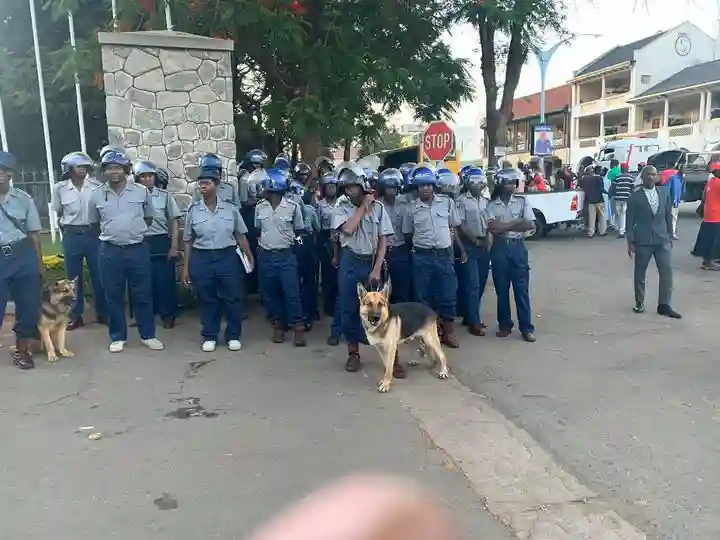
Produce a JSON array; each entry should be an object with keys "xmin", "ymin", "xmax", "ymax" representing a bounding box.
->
[
  {"xmin": 515, "ymin": 121, "xmax": 527, "ymax": 152},
  {"xmin": 651, "ymin": 118, "xmax": 661, "ymax": 129},
  {"xmin": 641, "ymin": 74, "xmax": 652, "ymax": 85}
]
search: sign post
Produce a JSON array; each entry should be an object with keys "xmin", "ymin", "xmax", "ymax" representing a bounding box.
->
[{"xmin": 422, "ymin": 121, "xmax": 455, "ymax": 163}]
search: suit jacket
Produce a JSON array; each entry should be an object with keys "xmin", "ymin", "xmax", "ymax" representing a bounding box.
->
[{"xmin": 626, "ymin": 185, "xmax": 673, "ymax": 246}]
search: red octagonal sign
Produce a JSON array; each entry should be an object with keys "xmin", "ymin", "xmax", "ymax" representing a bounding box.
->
[{"xmin": 422, "ymin": 121, "xmax": 454, "ymax": 162}]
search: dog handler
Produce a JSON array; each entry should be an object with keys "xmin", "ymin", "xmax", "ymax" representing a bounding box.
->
[
  {"xmin": 134, "ymin": 162, "xmax": 181, "ymax": 329},
  {"xmin": 0, "ymin": 151, "xmax": 43, "ymax": 370},
  {"xmin": 332, "ymin": 163, "xmax": 394, "ymax": 373},
  {"xmin": 377, "ymin": 168, "xmax": 412, "ymax": 304},
  {"xmin": 486, "ymin": 168, "xmax": 537, "ymax": 343},
  {"xmin": 182, "ymin": 161, "xmax": 254, "ymax": 353},
  {"xmin": 53, "ymin": 151, "xmax": 107, "ymax": 330},
  {"xmin": 88, "ymin": 150, "xmax": 164, "ymax": 353}
]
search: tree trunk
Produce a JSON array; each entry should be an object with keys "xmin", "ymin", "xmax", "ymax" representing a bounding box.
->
[
  {"xmin": 298, "ymin": 132, "xmax": 323, "ymax": 168},
  {"xmin": 343, "ymin": 138, "xmax": 352, "ymax": 161},
  {"xmin": 291, "ymin": 141, "xmax": 299, "ymax": 164}
]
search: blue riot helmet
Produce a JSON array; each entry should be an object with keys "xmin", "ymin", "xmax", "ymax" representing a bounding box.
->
[
  {"xmin": 410, "ymin": 164, "xmax": 436, "ymax": 186},
  {"xmin": 492, "ymin": 167, "xmax": 524, "ymax": 198},
  {"xmin": 60, "ymin": 151, "xmax": 93, "ymax": 180},
  {"xmin": 156, "ymin": 168, "xmax": 170, "ymax": 189},
  {"xmin": 436, "ymin": 168, "xmax": 460, "ymax": 197},
  {"xmin": 399, "ymin": 162, "xmax": 416, "ymax": 183},
  {"xmin": 100, "ymin": 150, "xmax": 131, "ymax": 172},
  {"xmin": 198, "ymin": 153, "xmax": 223, "ymax": 183},
  {"xmin": 274, "ymin": 154, "xmax": 291, "ymax": 172},
  {"xmin": 99, "ymin": 145, "xmax": 125, "ymax": 160},
  {"xmin": 464, "ymin": 167, "xmax": 487, "ymax": 187},
  {"xmin": 459, "ymin": 164, "xmax": 473, "ymax": 184},
  {"xmin": 0, "ymin": 151, "xmax": 18, "ymax": 171},
  {"xmin": 289, "ymin": 178, "xmax": 305, "ymax": 197},
  {"xmin": 132, "ymin": 160, "xmax": 158, "ymax": 178},
  {"xmin": 247, "ymin": 168, "xmax": 269, "ymax": 198},
  {"xmin": 245, "ymin": 148, "xmax": 268, "ymax": 168},
  {"xmin": 263, "ymin": 167, "xmax": 289, "ymax": 192},
  {"xmin": 377, "ymin": 168, "xmax": 403, "ymax": 193}
]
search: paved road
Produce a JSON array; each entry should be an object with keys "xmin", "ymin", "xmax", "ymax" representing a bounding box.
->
[{"xmin": 450, "ymin": 206, "xmax": 718, "ymax": 540}]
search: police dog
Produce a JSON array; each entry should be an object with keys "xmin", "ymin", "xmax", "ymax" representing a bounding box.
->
[
  {"xmin": 357, "ymin": 279, "xmax": 449, "ymax": 393},
  {"xmin": 38, "ymin": 278, "xmax": 78, "ymax": 363}
]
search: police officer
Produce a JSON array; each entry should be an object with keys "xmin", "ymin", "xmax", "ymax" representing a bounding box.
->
[
  {"xmin": 0, "ymin": 151, "xmax": 43, "ymax": 370},
  {"xmin": 398, "ymin": 162, "xmax": 417, "ymax": 203},
  {"xmin": 52, "ymin": 151, "xmax": 107, "ymax": 329},
  {"xmin": 255, "ymin": 168, "xmax": 307, "ymax": 346},
  {"xmin": 456, "ymin": 167, "xmax": 491, "ymax": 336},
  {"xmin": 88, "ymin": 150, "xmax": 164, "ymax": 353},
  {"xmin": 315, "ymin": 156, "xmax": 334, "ymax": 177},
  {"xmin": 191, "ymin": 153, "xmax": 239, "ymax": 206},
  {"xmin": 487, "ymin": 168, "xmax": 537, "ymax": 342},
  {"xmin": 377, "ymin": 168, "xmax": 411, "ymax": 304},
  {"xmin": 182, "ymin": 162, "xmax": 253, "ymax": 353},
  {"xmin": 238, "ymin": 149, "xmax": 268, "ymax": 295},
  {"xmin": 402, "ymin": 164, "xmax": 463, "ymax": 348},
  {"xmin": 315, "ymin": 172, "xmax": 342, "ymax": 345},
  {"xmin": 332, "ymin": 163, "xmax": 394, "ymax": 373},
  {"xmin": 288, "ymin": 165, "xmax": 320, "ymax": 329},
  {"xmin": 133, "ymin": 162, "xmax": 181, "ymax": 328}
]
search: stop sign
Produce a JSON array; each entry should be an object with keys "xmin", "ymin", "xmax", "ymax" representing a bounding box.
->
[{"xmin": 422, "ymin": 121, "xmax": 454, "ymax": 162}]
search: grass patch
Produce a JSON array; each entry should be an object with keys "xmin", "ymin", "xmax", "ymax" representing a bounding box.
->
[{"xmin": 40, "ymin": 232, "xmax": 61, "ymax": 256}]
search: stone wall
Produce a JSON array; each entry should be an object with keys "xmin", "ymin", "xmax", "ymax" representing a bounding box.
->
[{"xmin": 98, "ymin": 31, "xmax": 235, "ymax": 207}]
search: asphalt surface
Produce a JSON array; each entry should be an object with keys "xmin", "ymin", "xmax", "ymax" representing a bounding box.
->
[
  {"xmin": 0, "ymin": 204, "xmax": 714, "ymax": 540},
  {"xmin": 449, "ymin": 204, "xmax": 717, "ymax": 540}
]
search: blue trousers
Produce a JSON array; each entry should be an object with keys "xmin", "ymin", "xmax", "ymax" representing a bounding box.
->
[
  {"xmin": 189, "ymin": 247, "xmax": 244, "ymax": 342},
  {"xmin": 241, "ymin": 205, "xmax": 260, "ymax": 294},
  {"xmin": 61, "ymin": 227, "xmax": 107, "ymax": 320},
  {"xmin": 490, "ymin": 238, "xmax": 534, "ymax": 333},
  {"xmin": 412, "ymin": 248, "xmax": 457, "ymax": 320},
  {"xmin": 294, "ymin": 235, "xmax": 319, "ymax": 323},
  {"xmin": 455, "ymin": 256, "xmax": 467, "ymax": 322},
  {"xmin": 461, "ymin": 244, "xmax": 491, "ymax": 326},
  {"xmin": 386, "ymin": 244, "xmax": 411, "ymax": 303},
  {"xmin": 145, "ymin": 234, "xmax": 177, "ymax": 320},
  {"xmin": 258, "ymin": 248, "xmax": 304, "ymax": 328},
  {"xmin": 317, "ymin": 231, "xmax": 338, "ymax": 316},
  {"xmin": 0, "ymin": 239, "xmax": 40, "ymax": 339},
  {"xmin": 98, "ymin": 241, "xmax": 155, "ymax": 342},
  {"xmin": 338, "ymin": 249, "xmax": 373, "ymax": 345}
]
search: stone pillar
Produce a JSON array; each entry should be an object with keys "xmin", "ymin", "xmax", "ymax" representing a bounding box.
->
[{"xmin": 98, "ymin": 31, "xmax": 236, "ymax": 207}]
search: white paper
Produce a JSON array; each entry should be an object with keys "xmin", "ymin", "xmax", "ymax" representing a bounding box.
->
[{"xmin": 236, "ymin": 247, "xmax": 254, "ymax": 274}]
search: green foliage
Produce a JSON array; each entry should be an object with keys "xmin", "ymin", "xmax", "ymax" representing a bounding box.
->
[{"xmin": 359, "ymin": 127, "xmax": 405, "ymax": 157}]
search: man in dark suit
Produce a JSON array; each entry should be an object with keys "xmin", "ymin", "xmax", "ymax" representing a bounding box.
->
[{"xmin": 626, "ymin": 165, "xmax": 681, "ymax": 318}]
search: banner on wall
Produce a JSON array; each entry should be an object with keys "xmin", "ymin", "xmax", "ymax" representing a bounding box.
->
[{"xmin": 533, "ymin": 124, "xmax": 554, "ymax": 156}]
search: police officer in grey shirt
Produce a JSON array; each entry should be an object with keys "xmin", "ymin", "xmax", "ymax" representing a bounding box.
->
[
  {"xmin": 486, "ymin": 168, "xmax": 537, "ymax": 342},
  {"xmin": 0, "ymin": 151, "xmax": 44, "ymax": 370},
  {"xmin": 88, "ymin": 150, "xmax": 163, "ymax": 353},
  {"xmin": 53, "ymin": 151, "xmax": 107, "ymax": 329},
  {"xmin": 190, "ymin": 153, "xmax": 239, "ymax": 207}
]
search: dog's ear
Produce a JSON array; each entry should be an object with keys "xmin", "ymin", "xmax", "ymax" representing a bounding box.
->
[
  {"xmin": 356, "ymin": 282, "xmax": 368, "ymax": 301},
  {"xmin": 381, "ymin": 278, "xmax": 391, "ymax": 301}
]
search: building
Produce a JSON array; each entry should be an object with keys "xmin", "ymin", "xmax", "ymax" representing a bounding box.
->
[
  {"xmin": 501, "ymin": 84, "xmax": 572, "ymax": 165},
  {"xmin": 569, "ymin": 21, "xmax": 718, "ymax": 165}
]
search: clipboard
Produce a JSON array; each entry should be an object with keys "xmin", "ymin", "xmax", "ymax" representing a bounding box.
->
[{"xmin": 236, "ymin": 247, "xmax": 254, "ymax": 274}]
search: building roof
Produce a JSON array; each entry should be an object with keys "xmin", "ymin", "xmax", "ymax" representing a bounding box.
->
[
  {"xmin": 632, "ymin": 59, "xmax": 720, "ymax": 100},
  {"xmin": 511, "ymin": 85, "xmax": 571, "ymax": 120},
  {"xmin": 574, "ymin": 33, "xmax": 665, "ymax": 78}
]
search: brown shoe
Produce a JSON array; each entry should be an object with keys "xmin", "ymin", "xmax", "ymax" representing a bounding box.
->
[
  {"xmin": 522, "ymin": 332, "xmax": 537, "ymax": 343},
  {"xmin": 293, "ymin": 324, "xmax": 307, "ymax": 347},
  {"xmin": 162, "ymin": 317, "xmax": 176, "ymax": 329},
  {"xmin": 392, "ymin": 352, "xmax": 406, "ymax": 379},
  {"xmin": 12, "ymin": 339, "xmax": 35, "ymax": 370},
  {"xmin": 468, "ymin": 324, "xmax": 486, "ymax": 336},
  {"xmin": 345, "ymin": 343, "xmax": 361, "ymax": 372},
  {"xmin": 272, "ymin": 321, "xmax": 285, "ymax": 343},
  {"xmin": 496, "ymin": 328, "xmax": 512, "ymax": 338},
  {"xmin": 440, "ymin": 320, "xmax": 459, "ymax": 348}
]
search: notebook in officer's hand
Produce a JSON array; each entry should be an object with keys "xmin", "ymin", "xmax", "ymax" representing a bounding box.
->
[{"xmin": 236, "ymin": 247, "xmax": 254, "ymax": 274}]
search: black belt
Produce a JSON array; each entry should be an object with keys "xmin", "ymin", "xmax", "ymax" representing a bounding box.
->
[
  {"xmin": 412, "ymin": 247, "xmax": 453, "ymax": 255},
  {"xmin": 193, "ymin": 246, "xmax": 236, "ymax": 252},
  {"xmin": 342, "ymin": 248, "xmax": 374, "ymax": 261},
  {"xmin": 0, "ymin": 237, "xmax": 32, "ymax": 257},
  {"xmin": 495, "ymin": 236, "xmax": 524, "ymax": 244},
  {"xmin": 63, "ymin": 224, "xmax": 93, "ymax": 233},
  {"xmin": 259, "ymin": 246, "xmax": 292, "ymax": 254},
  {"xmin": 101, "ymin": 240, "xmax": 143, "ymax": 249}
]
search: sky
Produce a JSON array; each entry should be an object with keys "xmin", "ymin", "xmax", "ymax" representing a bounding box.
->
[{"xmin": 391, "ymin": 0, "xmax": 720, "ymax": 128}]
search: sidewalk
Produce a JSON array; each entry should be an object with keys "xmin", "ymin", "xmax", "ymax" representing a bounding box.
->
[{"xmin": 0, "ymin": 315, "xmax": 514, "ymax": 540}]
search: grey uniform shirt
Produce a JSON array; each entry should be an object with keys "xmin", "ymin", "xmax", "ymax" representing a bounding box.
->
[
  {"xmin": 402, "ymin": 194, "xmax": 461, "ymax": 249},
  {"xmin": 52, "ymin": 177, "xmax": 102, "ymax": 226},
  {"xmin": 383, "ymin": 199, "xmax": 408, "ymax": 248},
  {"xmin": 146, "ymin": 187, "xmax": 182, "ymax": 236},
  {"xmin": 255, "ymin": 198, "xmax": 304, "ymax": 250},
  {"xmin": 456, "ymin": 193, "xmax": 490, "ymax": 239},
  {"xmin": 331, "ymin": 196, "xmax": 393, "ymax": 256},
  {"xmin": 316, "ymin": 198, "xmax": 336, "ymax": 231},
  {"xmin": 0, "ymin": 187, "xmax": 42, "ymax": 245},
  {"xmin": 183, "ymin": 199, "xmax": 247, "ymax": 250},
  {"xmin": 88, "ymin": 181, "xmax": 154, "ymax": 246},
  {"xmin": 285, "ymin": 192, "xmax": 319, "ymax": 234},
  {"xmin": 237, "ymin": 171, "xmax": 250, "ymax": 204},
  {"xmin": 486, "ymin": 195, "xmax": 535, "ymax": 239},
  {"xmin": 191, "ymin": 181, "xmax": 239, "ymax": 207}
]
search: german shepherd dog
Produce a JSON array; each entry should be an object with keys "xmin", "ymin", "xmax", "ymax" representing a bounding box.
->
[
  {"xmin": 38, "ymin": 278, "xmax": 78, "ymax": 363},
  {"xmin": 357, "ymin": 279, "xmax": 449, "ymax": 393}
]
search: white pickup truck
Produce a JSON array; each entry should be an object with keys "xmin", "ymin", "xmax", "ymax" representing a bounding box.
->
[{"xmin": 517, "ymin": 190, "xmax": 585, "ymax": 239}]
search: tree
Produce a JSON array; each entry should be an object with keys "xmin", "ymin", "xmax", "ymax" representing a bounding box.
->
[
  {"xmin": 452, "ymin": 0, "xmax": 567, "ymax": 166},
  {"xmin": 359, "ymin": 127, "xmax": 405, "ymax": 156}
]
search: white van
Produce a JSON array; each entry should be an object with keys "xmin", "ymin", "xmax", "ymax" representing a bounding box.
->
[{"xmin": 595, "ymin": 138, "xmax": 663, "ymax": 172}]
